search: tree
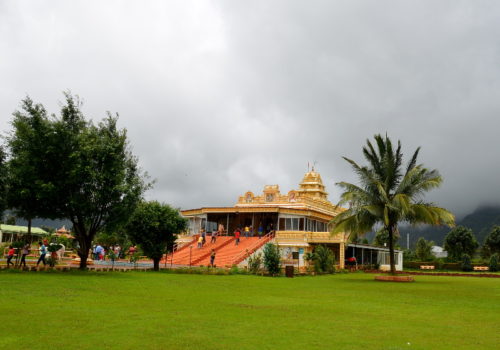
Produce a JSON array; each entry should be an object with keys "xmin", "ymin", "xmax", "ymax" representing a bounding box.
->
[
  {"xmin": 0, "ymin": 146, "xmax": 7, "ymax": 217},
  {"xmin": 125, "ymin": 201, "xmax": 187, "ymax": 271},
  {"xmin": 6, "ymin": 97, "xmax": 53, "ymax": 237},
  {"xmin": 263, "ymin": 243, "xmax": 281, "ymax": 276},
  {"xmin": 373, "ymin": 227, "xmax": 400, "ymax": 247},
  {"xmin": 489, "ymin": 253, "xmax": 499, "ymax": 272},
  {"xmin": 461, "ymin": 254, "xmax": 472, "ymax": 272},
  {"xmin": 4, "ymin": 214, "xmax": 16, "ymax": 225},
  {"xmin": 8, "ymin": 93, "xmax": 148, "ymax": 269},
  {"xmin": 415, "ymin": 237, "xmax": 434, "ymax": 261},
  {"xmin": 443, "ymin": 226, "xmax": 478, "ymax": 262},
  {"xmin": 312, "ymin": 245, "xmax": 335, "ymax": 274},
  {"xmin": 482, "ymin": 226, "xmax": 500, "ymax": 257},
  {"xmin": 331, "ymin": 134, "xmax": 455, "ymax": 274}
]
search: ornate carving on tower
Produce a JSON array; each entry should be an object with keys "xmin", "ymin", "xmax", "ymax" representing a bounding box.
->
[
  {"xmin": 296, "ymin": 170, "xmax": 329, "ymax": 201},
  {"xmin": 263, "ymin": 185, "xmax": 280, "ymax": 202},
  {"xmin": 245, "ymin": 192, "xmax": 254, "ymax": 203}
]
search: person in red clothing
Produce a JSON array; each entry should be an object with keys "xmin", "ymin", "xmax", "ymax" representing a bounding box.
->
[
  {"xmin": 234, "ymin": 228, "xmax": 241, "ymax": 246},
  {"xmin": 7, "ymin": 245, "xmax": 15, "ymax": 267}
]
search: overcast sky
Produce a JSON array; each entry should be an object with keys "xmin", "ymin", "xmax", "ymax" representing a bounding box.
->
[{"xmin": 1, "ymin": 1, "xmax": 499, "ymax": 218}]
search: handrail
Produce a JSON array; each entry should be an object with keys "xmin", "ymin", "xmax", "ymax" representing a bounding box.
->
[
  {"xmin": 190, "ymin": 236, "xmax": 236, "ymax": 266},
  {"xmin": 231, "ymin": 231, "xmax": 275, "ymax": 265}
]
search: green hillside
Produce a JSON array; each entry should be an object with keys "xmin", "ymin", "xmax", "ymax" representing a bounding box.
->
[{"xmin": 404, "ymin": 205, "xmax": 500, "ymax": 248}]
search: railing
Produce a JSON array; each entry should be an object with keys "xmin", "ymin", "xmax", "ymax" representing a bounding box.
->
[
  {"xmin": 274, "ymin": 231, "xmax": 345, "ymax": 243},
  {"xmin": 163, "ymin": 235, "xmax": 199, "ymax": 268},
  {"xmin": 191, "ymin": 236, "xmax": 236, "ymax": 266},
  {"xmin": 232, "ymin": 231, "xmax": 275, "ymax": 266}
]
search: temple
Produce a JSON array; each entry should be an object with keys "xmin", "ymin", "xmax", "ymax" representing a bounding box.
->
[{"xmin": 176, "ymin": 170, "xmax": 403, "ymax": 270}]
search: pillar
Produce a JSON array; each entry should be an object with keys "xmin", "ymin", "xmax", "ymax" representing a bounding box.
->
[{"xmin": 339, "ymin": 242, "xmax": 345, "ymax": 269}]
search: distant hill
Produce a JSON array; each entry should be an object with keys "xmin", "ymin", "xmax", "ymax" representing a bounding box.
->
[
  {"xmin": 402, "ymin": 205, "xmax": 500, "ymax": 248},
  {"xmin": 1, "ymin": 211, "xmax": 71, "ymax": 231}
]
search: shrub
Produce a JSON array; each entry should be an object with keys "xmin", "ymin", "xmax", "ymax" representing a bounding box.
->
[
  {"xmin": 263, "ymin": 243, "xmax": 281, "ymax": 276},
  {"xmin": 415, "ymin": 237, "xmax": 434, "ymax": 261},
  {"xmin": 247, "ymin": 252, "xmax": 262, "ymax": 274},
  {"xmin": 444, "ymin": 226, "xmax": 479, "ymax": 262},
  {"xmin": 489, "ymin": 253, "xmax": 499, "ymax": 272},
  {"xmin": 461, "ymin": 254, "xmax": 473, "ymax": 272},
  {"xmin": 313, "ymin": 245, "xmax": 335, "ymax": 274},
  {"xmin": 229, "ymin": 265, "xmax": 248, "ymax": 275}
]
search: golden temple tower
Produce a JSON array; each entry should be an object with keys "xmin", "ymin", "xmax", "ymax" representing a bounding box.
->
[{"xmin": 296, "ymin": 170, "xmax": 328, "ymax": 201}]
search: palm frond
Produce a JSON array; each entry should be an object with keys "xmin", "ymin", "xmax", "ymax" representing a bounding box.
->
[{"xmin": 406, "ymin": 203, "xmax": 455, "ymax": 226}]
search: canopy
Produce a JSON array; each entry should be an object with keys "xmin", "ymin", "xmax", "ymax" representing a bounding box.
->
[{"xmin": 0, "ymin": 224, "xmax": 48, "ymax": 236}]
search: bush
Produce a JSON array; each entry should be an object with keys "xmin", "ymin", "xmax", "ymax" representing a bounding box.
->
[
  {"xmin": 313, "ymin": 245, "xmax": 335, "ymax": 274},
  {"xmin": 461, "ymin": 254, "xmax": 473, "ymax": 272},
  {"xmin": 247, "ymin": 252, "xmax": 262, "ymax": 274},
  {"xmin": 263, "ymin": 243, "xmax": 281, "ymax": 276},
  {"xmin": 444, "ymin": 226, "xmax": 479, "ymax": 262},
  {"xmin": 415, "ymin": 237, "xmax": 434, "ymax": 261},
  {"xmin": 489, "ymin": 253, "xmax": 499, "ymax": 272}
]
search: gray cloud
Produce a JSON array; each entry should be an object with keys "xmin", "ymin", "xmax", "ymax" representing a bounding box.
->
[{"xmin": 1, "ymin": 0, "xmax": 499, "ymax": 218}]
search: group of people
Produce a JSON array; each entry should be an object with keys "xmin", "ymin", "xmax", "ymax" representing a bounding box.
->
[
  {"xmin": 5, "ymin": 241, "xmax": 51, "ymax": 268},
  {"xmin": 91, "ymin": 244, "xmax": 138, "ymax": 262}
]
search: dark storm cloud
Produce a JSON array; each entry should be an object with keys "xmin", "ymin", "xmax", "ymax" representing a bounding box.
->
[{"xmin": 1, "ymin": 1, "xmax": 499, "ymax": 217}]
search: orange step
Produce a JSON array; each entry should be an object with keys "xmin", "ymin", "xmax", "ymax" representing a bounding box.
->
[
  {"xmin": 169, "ymin": 236, "xmax": 234, "ymax": 265},
  {"xmin": 197, "ymin": 236, "xmax": 271, "ymax": 267}
]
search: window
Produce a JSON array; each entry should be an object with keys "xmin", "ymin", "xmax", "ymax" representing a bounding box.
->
[{"xmin": 279, "ymin": 218, "xmax": 285, "ymax": 231}]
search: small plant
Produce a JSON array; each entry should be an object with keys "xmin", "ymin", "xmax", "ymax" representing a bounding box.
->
[
  {"xmin": 489, "ymin": 253, "xmax": 498, "ymax": 272},
  {"xmin": 313, "ymin": 245, "xmax": 335, "ymax": 274},
  {"xmin": 108, "ymin": 250, "xmax": 117, "ymax": 268},
  {"xmin": 461, "ymin": 254, "xmax": 472, "ymax": 272},
  {"xmin": 247, "ymin": 252, "xmax": 262, "ymax": 274},
  {"xmin": 229, "ymin": 265, "xmax": 248, "ymax": 275},
  {"xmin": 46, "ymin": 256, "xmax": 57, "ymax": 267},
  {"xmin": 263, "ymin": 243, "xmax": 281, "ymax": 276},
  {"xmin": 130, "ymin": 252, "xmax": 141, "ymax": 268}
]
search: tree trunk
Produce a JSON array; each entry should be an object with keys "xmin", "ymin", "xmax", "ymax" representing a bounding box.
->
[
  {"xmin": 77, "ymin": 236, "xmax": 91, "ymax": 270},
  {"xmin": 388, "ymin": 224, "xmax": 396, "ymax": 275},
  {"xmin": 153, "ymin": 258, "xmax": 160, "ymax": 271}
]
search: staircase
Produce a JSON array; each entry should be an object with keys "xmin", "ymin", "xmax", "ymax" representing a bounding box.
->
[
  {"xmin": 196, "ymin": 234, "xmax": 273, "ymax": 267},
  {"xmin": 167, "ymin": 236, "xmax": 235, "ymax": 266}
]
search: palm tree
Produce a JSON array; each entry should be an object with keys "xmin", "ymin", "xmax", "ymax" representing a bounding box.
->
[{"xmin": 331, "ymin": 135, "xmax": 455, "ymax": 274}]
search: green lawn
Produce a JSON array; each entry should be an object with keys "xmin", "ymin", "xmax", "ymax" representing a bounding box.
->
[{"xmin": 0, "ymin": 271, "xmax": 498, "ymax": 350}]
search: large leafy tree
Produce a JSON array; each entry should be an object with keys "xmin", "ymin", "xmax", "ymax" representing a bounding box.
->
[
  {"xmin": 443, "ymin": 226, "xmax": 479, "ymax": 261},
  {"xmin": 482, "ymin": 226, "xmax": 500, "ymax": 257},
  {"xmin": 125, "ymin": 201, "xmax": 187, "ymax": 271},
  {"xmin": 7, "ymin": 93, "xmax": 148, "ymax": 268},
  {"xmin": 331, "ymin": 134, "xmax": 455, "ymax": 274},
  {"xmin": 51, "ymin": 94, "xmax": 147, "ymax": 268},
  {"xmin": 0, "ymin": 146, "xmax": 7, "ymax": 217},
  {"xmin": 6, "ymin": 98, "xmax": 53, "ymax": 236}
]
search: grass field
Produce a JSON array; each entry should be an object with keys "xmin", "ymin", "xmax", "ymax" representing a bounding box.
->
[{"xmin": 0, "ymin": 271, "xmax": 498, "ymax": 350}]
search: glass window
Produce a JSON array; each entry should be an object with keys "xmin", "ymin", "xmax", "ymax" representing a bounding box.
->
[
  {"xmin": 279, "ymin": 218, "xmax": 285, "ymax": 231},
  {"xmin": 299, "ymin": 218, "xmax": 304, "ymax": 231}
]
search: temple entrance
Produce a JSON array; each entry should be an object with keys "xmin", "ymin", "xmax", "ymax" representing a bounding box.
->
[{"xmin": 205, "ymin": 212, "xmax": 278, "ymax": 236}]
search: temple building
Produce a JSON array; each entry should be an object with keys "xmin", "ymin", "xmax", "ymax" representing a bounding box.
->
[{"xmin": 178, "ymin": 170, "xmax": 403, "ymax": 271}]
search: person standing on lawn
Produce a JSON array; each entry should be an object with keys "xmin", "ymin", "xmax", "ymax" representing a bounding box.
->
[
  {"xmin": 20, "ymin": 243, "xmax": 30, "ymax": 268},
  {"xmin": 36, "ymin": 242, "xmax": 47, "ymax": 266},
  {"xmin": 7, "ymin": 245, "xmax": 15, "ymax": 267}
]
